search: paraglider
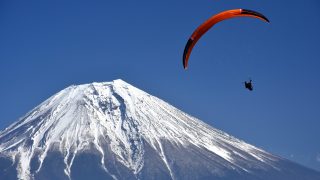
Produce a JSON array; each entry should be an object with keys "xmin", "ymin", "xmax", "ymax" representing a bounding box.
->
[
  {"xmin": 183, "ymin": 9, "xmax": 269, "ymax": 69},
  {"xmin": 244, "ymin": 79, "xmax": 253, "ymax": 91}
]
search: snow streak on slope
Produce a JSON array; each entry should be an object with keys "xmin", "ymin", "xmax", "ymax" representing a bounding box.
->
[{"xmin": 0, "ymin": 79, "xmax": 279, "ymax": 180}]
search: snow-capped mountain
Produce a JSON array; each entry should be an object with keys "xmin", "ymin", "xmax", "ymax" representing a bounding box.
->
[{"xmin": 0, "ymin": 79, "xmax": 319, "ymax": 180}]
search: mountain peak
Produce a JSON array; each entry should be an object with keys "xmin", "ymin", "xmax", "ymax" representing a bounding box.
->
[
  {"xmin": 1, "ymin": 79, "xmax": 320, "ymax": 180},
  {"xmin": 112, "ymin": 78, "xmax": 128, "ymax": 84}
]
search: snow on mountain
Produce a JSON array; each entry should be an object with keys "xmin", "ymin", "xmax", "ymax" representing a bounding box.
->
[{"xmin": 0, "ymin": 79, "xmax": 319, "ymax": 180}]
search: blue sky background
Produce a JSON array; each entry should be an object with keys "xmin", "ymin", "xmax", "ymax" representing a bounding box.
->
[{"xmin": 1, "ymin": 0, "xmax": 320, "ymax": 171}]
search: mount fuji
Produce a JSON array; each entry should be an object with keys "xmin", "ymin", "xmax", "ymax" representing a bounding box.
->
[{"xmin": 0, "ymin": 79, "xmax": 319, "ymax": 180}]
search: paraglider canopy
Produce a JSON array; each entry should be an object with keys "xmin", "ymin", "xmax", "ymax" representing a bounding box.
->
[{"xmin": 183, "ymin": 9, "xmax": 269, "ymax": 69}]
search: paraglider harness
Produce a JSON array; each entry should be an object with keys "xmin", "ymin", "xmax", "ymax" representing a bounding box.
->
[{"xmin": 244, "ymin": 80, "xmax": 253, "ymax": 91}]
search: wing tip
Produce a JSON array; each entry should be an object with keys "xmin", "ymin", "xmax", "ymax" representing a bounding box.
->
[
  {"xmin": 182, "ymin": 38, "xmax": 194, "ymax": 70},
  {"xmin": 183, "ymin": 61, "xmax": 188, "ymax": 70},
  {"xmin": 241, "ymin": 9, "xmax": 270, "ymax": 23}
]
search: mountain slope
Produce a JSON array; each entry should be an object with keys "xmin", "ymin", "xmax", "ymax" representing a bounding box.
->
[{"xmin": 0, "ymin": 79, "xmax": 319, "ymax": 180}]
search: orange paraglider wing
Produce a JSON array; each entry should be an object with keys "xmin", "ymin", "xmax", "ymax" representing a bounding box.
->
[{"xmin": 183, "ymin": 9, "xmax": 269, "ymax": 69}]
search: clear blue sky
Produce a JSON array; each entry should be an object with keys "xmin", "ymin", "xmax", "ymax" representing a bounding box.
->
[{"xmin": 1, "ymin": 0, "xmax": 320, "ymax": 171}]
